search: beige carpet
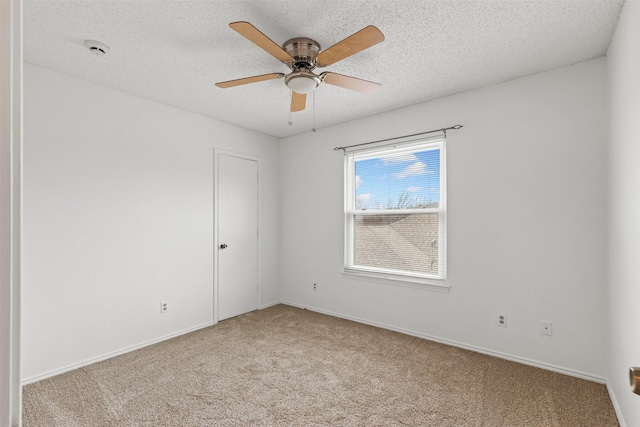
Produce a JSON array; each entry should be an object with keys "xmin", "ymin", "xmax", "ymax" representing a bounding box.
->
[{"xmin": 23, "ymin": 305, "xmax": 618, "ymax": 426}]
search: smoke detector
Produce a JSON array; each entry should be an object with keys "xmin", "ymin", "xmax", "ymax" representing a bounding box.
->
[{"xmin": 84, "ymin": 40, "xmax": 110, "ymax": 56}]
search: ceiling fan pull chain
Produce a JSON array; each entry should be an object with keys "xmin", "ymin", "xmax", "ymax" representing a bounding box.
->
[
  {"xmin": 312, "ymin": 90, "xmax": 316, "ymax": 132},
  {"xmin": 288, "ymin": 89, "xmax": 293, "ymax": 126}
]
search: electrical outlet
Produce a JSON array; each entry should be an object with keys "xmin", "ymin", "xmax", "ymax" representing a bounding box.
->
[
  {"xmin": 160, "ymin": 302, "xmax": 168, "ymax": 314},
  {"xmin": 541, "ymin": 320, "xmax": 553, "ymax": 336},
  {"xmin": 497, "ymin": 313, "xmax": 507, "ymax": 327},
  {"xmin": 313, "ymin": 283, "xmax": 318, "ymax": 291}
]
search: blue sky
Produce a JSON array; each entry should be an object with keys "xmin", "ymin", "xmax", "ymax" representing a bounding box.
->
[{"xmin": 354, "ymin": 148, "xmax": 440, "ymax": 210}]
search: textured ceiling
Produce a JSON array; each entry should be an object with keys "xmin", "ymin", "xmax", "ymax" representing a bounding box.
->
[{"xmin": 24, "ymin": 0, "xmax": 623, "ymax": 138}]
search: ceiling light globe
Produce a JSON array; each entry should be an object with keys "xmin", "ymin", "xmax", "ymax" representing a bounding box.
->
[{"xmin": 285, "ymin": 73, "xmax": 320, "ymax": 94}]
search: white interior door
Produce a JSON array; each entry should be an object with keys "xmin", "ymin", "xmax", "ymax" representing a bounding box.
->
[{"xmin": 217, "ymin": 153, "xmax": 259, "ymax": 321}]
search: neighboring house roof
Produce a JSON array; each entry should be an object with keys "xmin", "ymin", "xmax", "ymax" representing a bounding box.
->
[{"xmin": 355, "ymin": 213, "xmax": 440, "ymax": 275}]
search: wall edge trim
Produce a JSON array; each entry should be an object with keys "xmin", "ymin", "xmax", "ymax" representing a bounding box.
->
[
  {"xmin": 260, "ymin": 300, "xmax": 281, "ymax": 309},
  {"xmin": 607, "ymin": 380, "xmax": 627, "ymax": 427}
]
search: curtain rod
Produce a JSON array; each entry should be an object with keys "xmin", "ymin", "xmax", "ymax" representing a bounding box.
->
[{"xmin": 333, "ymin": 125, "xmax": 463, "ymax": 152}]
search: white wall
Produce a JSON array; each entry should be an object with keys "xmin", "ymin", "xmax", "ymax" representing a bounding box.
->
[
  {"xmin": 607, "ymin": 0, "xmax": 640, "ymax": 425},
  {"xmin": 280, "ymin": 58, "xmax": 608, "ymax": 379},
  {"xmin": 22, "ymin": 64, "xmax": 280, "ymax": 381}
]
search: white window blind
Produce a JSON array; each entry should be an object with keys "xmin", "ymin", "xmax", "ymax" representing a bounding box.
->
[{"xmin": 344, "ymin": 137, "xmax": 446, "ymax": 281}]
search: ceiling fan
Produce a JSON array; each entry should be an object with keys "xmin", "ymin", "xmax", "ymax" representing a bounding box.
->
[{"xmin": 215, "ymin": 21, "xmax": 385, "ymax": 112}]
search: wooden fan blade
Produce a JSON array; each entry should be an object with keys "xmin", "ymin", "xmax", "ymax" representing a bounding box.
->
[
  {"xmin": 229, "ymin": 21, "xmax": 295, "ymax": 63},
  {"xmin": 215, "ymin": 73, "xmax": 284, "ymax": 88},
  {"xmin": 291, "ymin": 92, "xmax": 306, "ymax": 112},
  {"xmin": 321, "ymin": 72, "xmax": 381, "ymax": 94},
  {"xmin": 316, "ymin": 26, "xmax": 384, "ymax": 67}
]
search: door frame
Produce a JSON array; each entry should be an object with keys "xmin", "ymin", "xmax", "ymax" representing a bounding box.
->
[
  {"xmin": 1, "ymin": 0, "xmax": 22, "ymax": 425},
  {"xmin": 213, "ymin": 149, "xmax": 261, "ymax": 323}
]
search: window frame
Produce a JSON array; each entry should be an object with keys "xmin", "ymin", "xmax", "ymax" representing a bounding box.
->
[{"xmin": 343, "ymin": 136, "xmax": 448, "ymax": 289}]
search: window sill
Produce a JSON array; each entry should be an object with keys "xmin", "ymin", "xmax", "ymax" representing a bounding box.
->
[{"xmin": 342, "ymin": 269, "xmax": 450, "ymax": 292}]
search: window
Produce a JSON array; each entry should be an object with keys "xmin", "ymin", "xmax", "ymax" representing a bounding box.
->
[{"xmin": 344, "ymin": 137, "xmax": 446, "ymax": 284}]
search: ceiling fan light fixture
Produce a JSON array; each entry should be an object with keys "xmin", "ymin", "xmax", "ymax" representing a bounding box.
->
[{"xmin": 285, "ymin": 71, "xmax": 320, "ymax": 94}]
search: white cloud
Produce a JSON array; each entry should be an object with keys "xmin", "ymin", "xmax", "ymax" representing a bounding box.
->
[
  {"xmin": 396, "ymin": 161, "xmax": 433, "ymax": 179},
  {"xmin": 407, "ymin": 186, "xmax": 421, "ymax": 193},
  {"xmin": 355, "ymin": 175, "xmax": 362, "ymax": 189},
  {"xmin": 379, "ymin": 153, "xmax": 418, "ymax": 164},
  {"xmin": 355, "ymin": 193, "xmax": 372, "ymax": 209}
]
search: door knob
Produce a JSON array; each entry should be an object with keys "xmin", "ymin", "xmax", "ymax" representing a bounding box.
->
[
  {"xmin": 631, "ymin": 367, "xmax": 640, "ymax": 395},
  {"xmin": 219, "ymin": 243, "xmax": 228, "ymax": 249}
]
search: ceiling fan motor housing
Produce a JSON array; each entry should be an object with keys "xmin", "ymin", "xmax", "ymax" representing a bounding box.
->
[{"xmin": 283, "ymin": 37, "xmax": 321, "ymax": 70}]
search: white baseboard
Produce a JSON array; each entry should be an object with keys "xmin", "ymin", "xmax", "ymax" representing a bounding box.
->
[
  {"xmin": 23, "ymin": 302, "xmax": 608, "ymax": 388},
  {"xmin": 25, "ymin": 303, "xmax": 279, "ymax": 385},
  {"xmin": 606, "ymin": 380, "xmax": 627, "ymax": 427},
  {"xmin": 22, "ymin": 321, "xmax": 215, "ymax": 385},
  {"xmin": 280, "ymin": 300, "xmax": 607, "ymax": 384},
  {"xmin": 260, "ymin": 300, "xmax": 281, "ymax": 309}
]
